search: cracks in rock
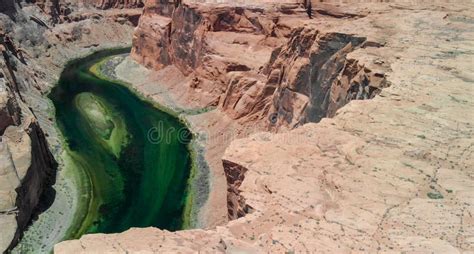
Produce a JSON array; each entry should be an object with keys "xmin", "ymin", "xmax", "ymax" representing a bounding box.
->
[
  {"xmin": 79, "ymin": 240, "xmax": 86, "ymax": 251},
  {"xmin": 3, "ymin": 140, "xmax": 22, "ymax": 183},
  {"xmin": 371, "ymin": 202, "xmax": 402, "ymax": 250},
  {"xmin": 0, "ymin": 207, "xmax": 18, "ymax": 215}
]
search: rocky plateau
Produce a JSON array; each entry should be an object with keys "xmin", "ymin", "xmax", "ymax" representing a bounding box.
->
[{"xmin": 1, "ymin": 0, "xmax": 473, "ymax": 253}]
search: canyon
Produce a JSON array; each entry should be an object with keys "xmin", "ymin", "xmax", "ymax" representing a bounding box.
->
[
  {"xmin": 48, "ymin": 51, "xmax": 194, "ymax": 238},
  {"xmin": 1, "ymin": 0, "xmax": 140, "ymax": 252},
  {"xmin": 131, "ymin": 0, "xmax": 389, "ymax": 131},
  {"xmin": 1, "ymin": 0, "xmax": 473, "ymax": 253}
]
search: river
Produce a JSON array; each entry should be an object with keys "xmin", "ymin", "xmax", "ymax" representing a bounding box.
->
[{"xmin": 13, "ymin": 49, "xmax": 194, "ymax": 253}]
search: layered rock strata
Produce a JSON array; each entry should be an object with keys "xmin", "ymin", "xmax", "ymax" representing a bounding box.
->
[
  {"xmin": 1, "ymin": 33, "xmax": 57, "ymax": 252},
  {"xmin": 29, "ymin": 0, "xmax": 144, "ymax": 23},
  {"xmin": 57, "ymin": 1, "xmax": 474, "ymax": 253},
  {"xmin": 1, "ymin": 0, "xmax": 140, "ymax": 251},
  {"xmin": 131, "ymin": 0, "xmax": 389, "ymax": 131},
  {"xmin": 223, "ymin": 160, "xmax": 252, "ymax": 220}
]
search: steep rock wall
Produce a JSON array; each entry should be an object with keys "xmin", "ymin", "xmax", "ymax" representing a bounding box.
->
[
  {"xmin": 31, "ymin": 0, "xmax": 144, "ymax": 10},
  {"xmin": 0, "ymin": 0, "xmax": 18, "ymax": 17},
  {"xmin": 5, "ymin": 121, "xmax": 57, "ymax": 252},
  {"xmin": 131, "ymin": 2, "xmax": 388, "ymax": 131},
  {"xmin": 1, "ymin": 29, "xmax": 58, "ymax": 253},
  {"xmin": 0, "ymin": 64, "xmax": 57, "ymax": 254},
  {"xmin": 55, "ymin": 1, "xmax": 473, "ymax": 253},
  {"xmin": 1, "ymin": 0, "xmax": 141, "ymax": 250},
  {"xmin": 132, "ymin": 3, "xmax": 276, "ymax": 74},
  {"xmin": 222, "ymin": 160, "xmax": 251, "ymax": 220},
  {"xmin": 86, "ymin": 0, "xmax": 144, "ymax": 9},
  {"xmin": 23, "ymin": 0, "xmax": 143, "ymax": 23},
  {"xmin": 264, "ymin": 28, "xmax": 389, "ymax": 130},
  {"xmin": 132, "ymin": 2, "xmax": 204, "ymax": 73}
]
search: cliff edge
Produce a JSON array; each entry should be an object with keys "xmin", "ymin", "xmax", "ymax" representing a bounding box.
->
[
  {"xmin": 1, "ymin": 0, "xmax": 141, "ymax": 252},
  {"xmin": 56, "ymin": 0, "xmax": 474, "ymax": 253}
]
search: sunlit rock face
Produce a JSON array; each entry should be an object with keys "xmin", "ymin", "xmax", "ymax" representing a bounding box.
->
[
  {"xmin": 1, "ymin": 0, "xmax": 140, "ymax": 251},
  {"xmin": 131, "ymin": 0, "xmax": 389, "ymax": 131},
  {"xmin": 2, "ymin": 0, "xmax": 474, "ymax": 253},
  {"xmin": 58, "ymin": 0, "xmax": 474, "ymax": 253},
  {"xmin": 32, "ymin": 0, "xmax": 144, "ymax": 10},
  {"xmin": 1, "ymin": 32, "xmax": 57, "ymax": 253}
]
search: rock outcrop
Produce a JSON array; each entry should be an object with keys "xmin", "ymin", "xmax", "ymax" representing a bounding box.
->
[
  {"xmin": 131, "ymin": 0, "xmax": 389, "ymax": 131},
  {"xmin": 1, "ymin": 0, "xmax": 140, "ymax": 251},
  {"xmin": 86, "ymin": 0, "xmax": 144, "ymax": 9},
  {"xmin": 223, "ymin": 160, "xmax": 252, "ymax": 220},
  {"xmin": 0, "ymin": 0, "xmax": 17, "ymax": 17},
  {"xmin": 57, "ymin": 0, "xmax": 474, "ymax": 253},
  {"xmin": 0, "ymin": 32, "xmax": 57, "ymax": 252},
  {"xmin": 264, "ymin": 29, "xmax": 389, "ymax": 129},
  {"xmin": 32, "ymin": 0, "xmax": 144, "ymax": 12},
  {"xmin": 19, "ymin": 0, "xmax": 143, "ymax": 24},
  {"xmin": 2, "ymin": 120, "xmax": 58, "ymax": 253}
]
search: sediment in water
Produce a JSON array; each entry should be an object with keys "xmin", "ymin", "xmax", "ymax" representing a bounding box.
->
[
  {"xmin": 49, "ymin": 49, "xmax": 195, "ymax": 236},
  {"xmin": 13, "ymin": 49, "xmax": 200, "ymax": 253}
]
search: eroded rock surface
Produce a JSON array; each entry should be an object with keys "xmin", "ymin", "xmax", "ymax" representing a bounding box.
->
[
  {"xmin": 1, "ymin": 0, "xmax": 140, "ymax": 252},
  {"xmin": 56, "ymin": 0, "xmax": 474, "ymax": 253},
  {"xmin": 0, "ymin": 33, "xmax": 57, "ymax": 253},
  {"xmin": 131, "ymin": 0, "xmax": 390, "ymax": 131},
  {"xmin": 29, "ymin": 0, "xmax": 144, "ymax": 23}
]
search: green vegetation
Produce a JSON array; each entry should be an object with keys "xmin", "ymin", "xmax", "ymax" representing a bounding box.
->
[
  {"xmin": 417, "ymin": 134, "xmax": 427, "ymax": 139},
  {"xmin": 49, "ymin": 49, "xmax": 194, "ymax": 238},
  {"xmin": 75, "ymin": 92, "xmax": 129, "ymax": 157},
  {"xmin": 427, "ymin": 192, "xmax": 444, "ymax": 199},
  {"xmin": 89, "ymin": 53, "xmax": 208, "ymax": 230}
]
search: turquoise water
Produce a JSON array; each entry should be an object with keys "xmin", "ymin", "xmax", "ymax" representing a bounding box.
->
[{"xmin": 49, "ymin": 49, "xmax": 192, "ymax": 237}]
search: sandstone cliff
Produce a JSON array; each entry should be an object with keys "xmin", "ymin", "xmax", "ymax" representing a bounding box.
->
[
  {"xmin": 131, "ymin": 0, "xmax": 389, "ymax": 131},
  {"xmin": 1, "ymin": 0, "xmax": 140, "ymax": 251},
  {"xmin": 57, "ymin": 1, "xmax": 474, "ymax": 253},
  {"xmin": 1, "ymin": 32, "xmax": 57, "ymax": 252},
  {"xmin": 12, "ymin": 0, "xmax": 143, "ymax": 24}
]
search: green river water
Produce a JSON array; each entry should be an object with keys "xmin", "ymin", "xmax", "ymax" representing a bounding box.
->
[{"xmin": 49, "ymin": 49, "xmax": 193, "ymax": 237}]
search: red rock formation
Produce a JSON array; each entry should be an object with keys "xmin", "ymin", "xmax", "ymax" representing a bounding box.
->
[
  {"xmin": 55, "ymin": 1, "xmax": 474, "ymax": 253},
  {"xmin": 32, "ymin": 0, "xmax": 144, "ymax": 10},
  {"xmin": 88, "ymin": 0, "xmax": 144, "ymax": 9},
  {"xmin": 28, "ymin": 0, "xmax": 143, "ymax": 23},
  {"xmin": 132, "ymin": 2, "xmax": 277, "ymax": 74},
  {"xmin": 223, "ymin": 160, "xmax": 252, "ymax": 220},
  {"xmin": 0, "ymin": 36, "xmax": 22, "ymax": 134},
  {"xmin": 263, "ymin": 29, "xmax": 390, "ymax": 130},
  {"xmin": 131, "ymin": 1, "xmax": 388, "ymax": 131},
  {"xmin": 1, "ymin": 1, "xmax": 136, "ymax": 250}
]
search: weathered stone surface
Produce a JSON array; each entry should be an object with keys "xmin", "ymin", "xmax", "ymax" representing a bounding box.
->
[
  {"xmin": 87, "ymin": 0, "xmax": 144, "ymax": 9},
  {"xmin": 1, "ymin": 120, "xmax": 58, "ymax": 253},
  {"xmin": 131, "ymin": 1, "xmax": 390, "ymax": 131},
  {"xmin": 33, "ymin": 0, "xmax": 144, "ymax": 12},
  {"xmin": 0, "ymin": 0, "xmax": 17, "ymax": 16},
  {"xmin": 223, "ymin": 160, "xmax": 252, "ymax": 220},
  {"xmin": 17, "ymin": 0, "xmax": 143, "ymax": 24},
  {"xmin": 131, "ymin": 0, "xmax": 284, "ymax": 101},
  {"xmin": 0, "ymin": 0, "xmax": 139, "ymax": 251},
  {"xmin": 56, "ymin": 1, "xmax": 474, "ymax": 253}
]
